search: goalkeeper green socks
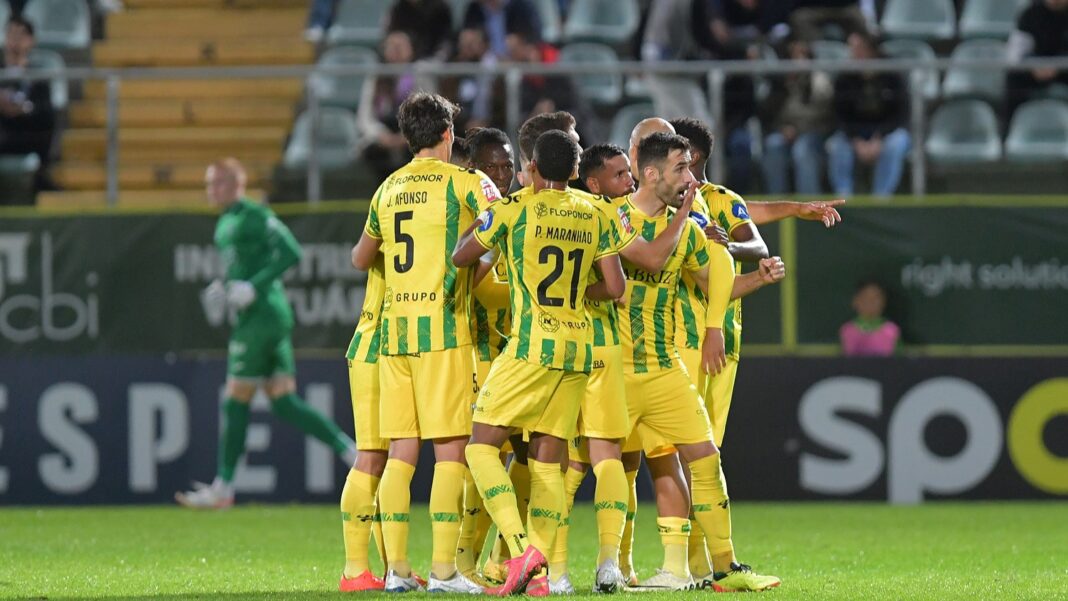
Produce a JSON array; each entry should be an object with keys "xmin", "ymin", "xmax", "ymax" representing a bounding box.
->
[
  {"xmin": 270, "ymin": 393, "xmax": 354, "ymax": 454},
  {"xmin": 218, "ymin": 398, "xmax": 250, "ymax": 482}
]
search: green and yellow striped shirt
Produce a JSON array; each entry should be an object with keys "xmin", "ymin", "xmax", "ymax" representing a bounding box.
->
[{"xmin": 346, "ymin": 257, "xmax": 385, "ymax": 363}]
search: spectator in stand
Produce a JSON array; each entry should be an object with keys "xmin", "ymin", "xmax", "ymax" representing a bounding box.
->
[
  {"xmin": 463, "ymin": 0, "xmax": 543, "ymax": 58},
  {"xmin": 505, "ymin": 30, "xmax": 582, "ymax": 123},
  {"xmin": 790, "ymin": 0, "xmax": 878, "ymax": 42},
  {"xmin": 759, "ymin": 38, "xmax": 834, "ymax": 194},
  {"xmin": 840, "ymin": 280, "xmax": 900, "ymax": 357},
  {"xmin": 722, "ymin": 45, "xmax": 759, "ymax": 193},
  {"xmin": 356, "ymin": 31, "xmax": 435, "ymax": 179},
  {"xmin": 827, "ymin": 32, "xmax": 910, "ymax": 197},
  {"xmin": 387, "ymin": 0, "xmax": 455, "ymax": 60},
  {"xmin": 305, "ymin": 0, "xmax": 336, "ymax": 43},
  {"xmin": 643, "ymin": 0, "xmax": 701, "ymax": 61},
  {"xmin": 440, "ymin": 27, "xmax": 498, "ymax": 131},
  {"xmin": 694, "ymin": 0, "xmax": 792, "ymax": 59},
  {"xmin": 0, "ymin": 17, "xmax": 55, "ymax": 192},
  {"xmin": 1007, "ymin": 0, "xmax": 1068, "ymax": 115}
]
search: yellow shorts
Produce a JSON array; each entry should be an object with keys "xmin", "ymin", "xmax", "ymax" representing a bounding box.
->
[
  {"xmin": 701, "ymin": 356, "xmax": 739, "ymax": 447},
  {"xmin": 620, "ymin": 366, "xmax": 712, "ymax": 455},
  {"xmin": 578, "ymin": 344, "xmax": 630, "ymax": 440},
  {"xmin": 348, "ymin": 359, "xmax": 388, "ymax": 451},
  {"xmin": 379, "ymin": 346, "xmax": 477, "ymax": 440},
  {"xmin": 476, "ymin": 359, "xmax": 493, "ymax": 390},
  {"xmin": 474, "ymin": 354, "xmax": 587, "ymax": 441}
]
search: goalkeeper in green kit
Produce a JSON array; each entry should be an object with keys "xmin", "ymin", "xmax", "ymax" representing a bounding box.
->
[{"xmin": 176, "ymin": 158, "xmax": 358, "ymax": 509}]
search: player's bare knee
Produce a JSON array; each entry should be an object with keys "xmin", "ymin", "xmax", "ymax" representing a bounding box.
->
[
  {"xmin": 356, "ymin": 449, "xmax": 388, "ymax": 476},
  {"xmin": 568, "ymin": 460, "xmax": 589, "ymax": 472},
  {"xmin": 433, "ymin": 436, "xmax": 469, "ymax": 464},
  {"xmin": 388, "ymin": 438, "xmax": 420, "ymax": 466},
  {"xmin": 677, "ymin": 440, "xmax": 718, "ymax": 464},
  {"xmin": 470, "ymin": 422, "xmax": 511, "ymax": 448},
  {"xmin": 225, "ymin": 379, "xmax": 257, "ymax": 402},
  {"xmin": 587, "ymin": 437, "xmax": 623, "ymax": 466},
  {"xmin": 264, "ymin": 376, "xmax": 296, "ymax": 398},
  {"xmin": 528, "ymin": 433, "xmax": 566, "ymax": 464}
]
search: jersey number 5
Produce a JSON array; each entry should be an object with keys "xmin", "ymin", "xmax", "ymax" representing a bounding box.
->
[
  {"xmin": 537, "ymin": 245, "xmax": 584, "ymax": 309},
  {"xmin": 394, "ymin": 211, "xmax": 415, "ymax": 273}
]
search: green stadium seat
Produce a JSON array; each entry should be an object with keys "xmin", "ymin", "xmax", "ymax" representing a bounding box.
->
[
  {"xmin": 1005, "ymin": 99, "xmax": 1068, "ymax": 162},
  {"xmin": 558, "ymin": 43, "xmax": 622, "ymax": 106},
  {"xmin": 926, "ymin": 99, "xmax": 1002, "ymax": 163},
  {"xmin": 533, "ymin": 0, "xmax": 562, "ymax": 44},
  {"xmin": 326, "ymin": 0, "xmax": 389, "ymax": 48},
  {"xmin": 22, "ymin": 0, "xmax": 91, "ymax": 50},
  {"xmin": 880, "ymin": 39, "xmax": 939, "ymax": 101},
  {"xmin": 28, "ymin": 49, "xmax": 68, "ymax": 111},
  {"xmin": 811, "ymin": 40, "xmax": 849, "ymax": 61},
  {"xmin": 609, "ymin": 102, "xmax": 654, "ymax": 148},
  {"xmin": 563, "ymin": 0, "xmax": 639, "ymax": 45},
  {"xmin": 282, "ymin": 107, "xmax": 360, "ymax": 170},
  {"xmin": 310, "ymin": 46, "xmax": 378, "ymax": 109},
  {"xmin": 0, "ymin": 154, "xmax": 41, "ymax": 204},
  {"xmin": 447, "ymin": 0, "xmax": 467, "ymax": 30},
  {"xmin": 959, "ymin": 0, "xmax": 1029, "ymax": 39},
  {"xmin": 942, "ymin": 39, "xmax": 1006, "ymax": 102},
  {"xmin": 880, "ymin": 0, "xmax": 956, "ymax": 41}
]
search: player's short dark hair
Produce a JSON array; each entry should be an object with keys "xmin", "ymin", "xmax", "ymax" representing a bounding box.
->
[
  {"xmin": 669, "ymin": 117, "xmax": 714, "ymax": 160},
  {"xmin": 397, "ymin": 92, "xmax": 460, "ymax": 153},
  {"xmin": 7, "ymin": 16, "xmax": 34, "ymax": 36},
  {"xmin": 637, "ymin": 132, "xmax": 690, "ymax": 173},
  {"xmin": 578, "ymin": 143, "xmax": 626, "ymax": 181},
  {"xmin": 518, "ymin": 111, "xmax": 576, "ymax": 162},
  {"xmin": 533, "ymin": 130, "xmax": 580, "ymax": 182},
  {"xmin": 465, "ymin": 127, "xmax": 512, "ymax": 161},
  {"xmin": 451, "ymin": 136, "xmax": 470, "ymax": 164}
]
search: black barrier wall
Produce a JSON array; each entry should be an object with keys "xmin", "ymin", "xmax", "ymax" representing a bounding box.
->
[{"xmin": 1, "ymin": 357, "xmax": 1064, "ymax": 505}]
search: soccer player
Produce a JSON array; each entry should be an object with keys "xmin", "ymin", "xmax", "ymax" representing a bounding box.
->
[
  {"xmin": 176, "ymin": 158, "xmax": 358, "ymax": 509},
  {"xmin": 453, "ymin": 129, "xmax": 627, "ymax": 597},
  {"xmin": 669, "ymin": 116, "xmax": 842, "ymax": 591},
  {"xmin": 351, "ymin": 92, "xmax": 500, "ymax": 594},
  {"xmin": 616, "ymin": 133, "xmax": 785, "ymax": 590}
]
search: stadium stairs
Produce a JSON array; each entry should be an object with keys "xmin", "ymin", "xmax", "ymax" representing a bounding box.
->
[{"xmin": 42, "ymin": 0, "xmax": 311, "ymax": 209}]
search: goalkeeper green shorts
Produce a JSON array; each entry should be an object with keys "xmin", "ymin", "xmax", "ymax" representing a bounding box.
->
[{"xmin": 227, "ymin": 325, "xmax": 296, "ymax": 380}]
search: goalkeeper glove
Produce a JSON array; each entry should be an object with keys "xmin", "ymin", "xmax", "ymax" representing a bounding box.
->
[{"xmin": 226, "ymin": 280, "xmax": 257, "ymax": 309}]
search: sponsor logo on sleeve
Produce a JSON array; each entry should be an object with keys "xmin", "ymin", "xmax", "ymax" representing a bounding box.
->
[
  {"xmin": 732, "ymin": 202, "xmax": 750, "ymax": 220},
  {"xmin": 481, "ymin": 177, "xmax": 502, "ymax": 203},
  {"xmin": 478, "ymin": 210, "xmax": 494, "ymax": 232}
]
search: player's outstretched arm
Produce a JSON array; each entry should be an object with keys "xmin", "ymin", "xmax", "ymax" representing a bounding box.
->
[
  {"xmin": 746, "ymin": 199, "xmax": 845, "ymax": 227},
  {"xmin": 730, "ymin": 257, "xmax": 786, "ymax": 300},
  {"xmin": 587, "ymin": 255, "xmax": 626, "ymax": 301},
  {"xmin": 352, "ymin": 231, "xmax": 382, "ymax": 271},
  {"xmin": 620, "ymin": 180, "xmax": 698, "ymax": 273}
]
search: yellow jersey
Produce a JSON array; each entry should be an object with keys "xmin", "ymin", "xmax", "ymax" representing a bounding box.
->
[
  {"xmin": 617, "ymin": 196, "xmax": 711, "ymax": 374},
  {"xmin": 674, "ymin": 183, "xmax": 752, "ymax": 359},
  {"xmin": 472, "ymin": 259, "xmax": 511, "ymax": 362},
  {"xmin": 365, "ymin": 157, "xmax": 501, "ymax": 355},
  {"xmin": 474, "ymin": 188, "xmax": 619, "ymax": 373},
  {"xmin": 346, "ymin": 256, "xmax": 386, "ymax": 363}
]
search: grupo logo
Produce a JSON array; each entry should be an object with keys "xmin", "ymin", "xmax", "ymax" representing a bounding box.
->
[{"xmin": 0, "ymin": 233, "xmax": 99, "ymax": 344}]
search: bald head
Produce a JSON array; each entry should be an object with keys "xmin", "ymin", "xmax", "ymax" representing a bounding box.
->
[
  {"xmin": 205, "ymin": 158, "xmax": 247, "ymax": 208},
  {"xmin": 629, "ymin": 118, "xmax": 675, "ymax": 180}
]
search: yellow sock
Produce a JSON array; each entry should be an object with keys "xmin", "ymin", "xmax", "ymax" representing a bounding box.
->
[
  {"xmin": 657, "ymin": 516, "xmax": 691, "ymax": 579},
  {"xmin": 378, "ymin": 458, "xmax": 415, "ymax": 576},
  {"xmin": 688, "ymin": 517, "xmax": 713, "ymax": 577},
  {"xmin": 473, "ymin": 493, "xmax": 494, "ymax": 562},
  {"xmin": 508, "ymin": 459, "xmax": 532, "ymax": 527},
  {"xmin": 466, "ymin": 443, "xmax": 528, "ymax": 557},
  {"xmin": 527, "ymin": 458, "xmax": 564, "ymax": 557},
  {"xmin": 592, "ymin": 459, "xmax": 628, "ymax": 564},
  {"xmin": 688, "ymin": 453, "xmax": 736, "ymax": 573},
  {"xmin": 430, "ymin": 461, "xmax": 466, "ymax": 579},
  {"xmin": 549, "ymin": 465, "xmax": 585, "ymax": 577},
  {"xmin": 619, "ymin": 469, "xmax": 638, "ymax": 576},
  {"xmin": 456, "ymin": 469, "xmax": 484, "ymax": 576},
  {"xmin": 340, "ymin": 468, "xmax": 380, "ymax": 578}
]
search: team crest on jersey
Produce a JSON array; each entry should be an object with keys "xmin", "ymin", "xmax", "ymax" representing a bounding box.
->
[
  {"xmin": 478, "ymin": 209, "xmax": 494, "ymax": 232},
  {"xmin": 616, "ymin": 206, "xmax": 634, "ymax": 234},
  {"xmin": 537, "ymin": 311, "xmax": 560, "ymax": 333},
  {"xmin": 732, "ymin": 202, "xmax": 750, "ymax": 220},
  {"xmin": 382, "ymin": 287, "xmax": 393, "ymax": 311},
  {"xmin": 481, "ymin": 177, "xmax": 502, "ymax": 203},
  {"xmin": 688, "ymin": 211, "xmax": 710, "ymax": 228},
  {"xmin": 535, "ymin": 202, "xmax": 549, "ymax": 218}
]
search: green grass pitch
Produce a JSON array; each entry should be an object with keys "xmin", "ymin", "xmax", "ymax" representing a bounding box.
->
[{"xmin": 2, "ymin": 502, "xmax": 1066, "ymax": 600}]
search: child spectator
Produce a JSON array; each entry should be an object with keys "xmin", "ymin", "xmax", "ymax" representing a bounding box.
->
[{"xmin": 840, "ymin": 279, "xmax": 900, "ymax": 357}]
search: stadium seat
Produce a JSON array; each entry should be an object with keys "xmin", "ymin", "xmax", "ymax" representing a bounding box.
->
[
  {"xmin": 28, "ymin": 49, "xmax": 68, "ymax": 111},
  {"xmin": 1005, "ymin": 99, "xmax": 1068, "ymax": 162},
  {"xmin": 326, "ymin": 0, "xmax": 390, "ymax": 48},
  {"xmin": 310, "ymin": 46, "xmax": 378, "ymax": 109},
  {"xmin": 558, "ymin": 43, "xmax": 622, "ymax": 106},
  {"xmin": 282, "ymin": 107, "xmax": 360, "ymax": 170},
  {"xmin": 562, "ymin": 0, "xmax": 640, "ymax": 45},
  {"xmin": 22, "ymin": 0, "xmax": 91, "ymax": 50},
  {"xmin": 532, "ymin": 0, "xmax": 562, "ymax": 44},
  {"xmin": 880, "ymin": 39, "xmax": 940, "ymax": 101},
  {"xmin": 0, "ymin": 2, "xmax": 10, "ymax": 46},
  {"xmin": 925, "ymin": 99, "xmax": 1002, "ymax": 163},
  {"xmin": 959, "ymin": 0, "xmax": 1029, "ymax": 39},
  {"xmin": 0, "ymin": 153, "xmax": 40, "ymax": 204},
  {"xmin": 447, "ymin": 0, "xmax": 467, "ymax": 30},
  {"xmin": 647, "ymin": 77, "xmax": 712, "ymax": 125},
  {"xmin": 609, "ymin": 102, "xmax": 655, "ymax": 148},
  {"xmin": 811, "ymin": 40, "xmax": 849, "ymax": 61},
  {"xmin": 942, "ymin": 39, "xmax": 1006, "ymax": 102},
  {"xmin": 880, "ymin": 0, "xmax": 956, "ymax": 41}
]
